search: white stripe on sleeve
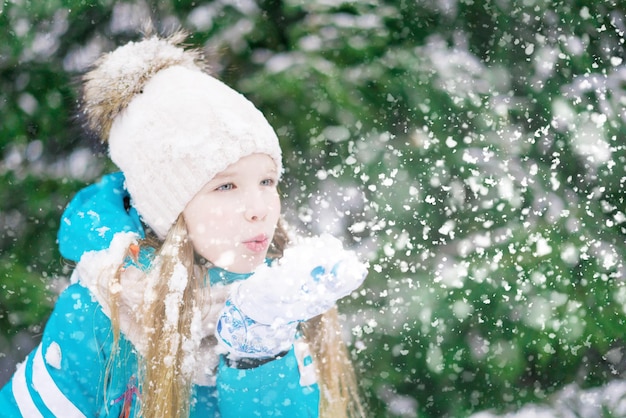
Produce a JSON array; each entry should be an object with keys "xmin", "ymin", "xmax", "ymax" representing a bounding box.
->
[
  {"xmin": 31, "ymin": 344, "xmax": 87, "ymax": 418},
  {"xmin": 11, "ymin": 355, "xmax": 44, "ymax": 418}
]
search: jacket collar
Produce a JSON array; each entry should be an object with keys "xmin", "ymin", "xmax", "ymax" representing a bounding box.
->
[
  {"xmin": 207, "ymin": 266, "xmax": 252, "ymax": 286},
  {"xmin": 207, "ymin": 258, "xmax": 273, "ymax": 286}
]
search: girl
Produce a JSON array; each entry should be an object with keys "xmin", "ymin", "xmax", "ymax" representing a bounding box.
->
[{"xmin": 0, "ymin": 33, "xmax": 367, "ymax": 417}]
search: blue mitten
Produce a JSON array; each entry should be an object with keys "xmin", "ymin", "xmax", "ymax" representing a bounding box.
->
[{"xmin": 58, "ymin": 172, "xmax": 145, "ymax": 262}]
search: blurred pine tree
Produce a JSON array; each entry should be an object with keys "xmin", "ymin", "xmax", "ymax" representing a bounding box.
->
[{"xmin": 0, "ymin": 0, "xmax": 624, "ymax": 416}]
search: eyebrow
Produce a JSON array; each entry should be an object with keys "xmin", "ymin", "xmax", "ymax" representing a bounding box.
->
[
  {"xmin": 212, "ymin": 165, "xmax": 277, "ymax": 180},
  {"xmin": 212, "ymin": 171, "xmax": 233, "ymax": 180}
]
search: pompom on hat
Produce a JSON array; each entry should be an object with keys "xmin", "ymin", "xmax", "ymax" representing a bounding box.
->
[{"xmin": 82, "ymin": 32, "xmax": 283, "ymax": 238}]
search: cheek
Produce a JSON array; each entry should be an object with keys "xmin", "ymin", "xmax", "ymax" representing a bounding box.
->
[
  {"xmin": 266, "ymin": 191, "xmax": 281, "ymax": 211},
  {"xmin": 187, "ymin": 223, "xmax": 225, "ymax": 257},
  {"xmin": 185, "ymin": 209, "xmax": 218, "ymax": 243},
  {"xmin": 188, "ymin": 217, "xmax": 225, "ymax": 240},
  {"xmin": 270, "ymin": 195, "xmax": 281, "ymax": 219},
  {"xmin": 191, "ymin": 222, "xmax": 208, "ymax": 235}
]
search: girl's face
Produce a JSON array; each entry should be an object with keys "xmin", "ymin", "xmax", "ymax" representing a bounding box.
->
[{"xmin": 183, "ymin": 153, "xmax": 281, "ymax": 273}]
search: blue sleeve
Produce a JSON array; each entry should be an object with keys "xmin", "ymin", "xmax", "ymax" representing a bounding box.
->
[
  {"xmin": 216, "ymin": 347, "xmax": 320, "ymax": 418},
  {"xmin": 0, "ymin": 283, "xmax": 119, "ymax": 417}
]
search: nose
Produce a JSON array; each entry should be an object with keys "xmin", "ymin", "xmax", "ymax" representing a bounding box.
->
[{"xmin": 243, "ymin": 194, "xmax": 268, "ymax": 222}]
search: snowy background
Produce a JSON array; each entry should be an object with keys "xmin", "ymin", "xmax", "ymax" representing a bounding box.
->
[{"xmin": 1, "ymin": 0, "xmax": 625, "ymax": 417}]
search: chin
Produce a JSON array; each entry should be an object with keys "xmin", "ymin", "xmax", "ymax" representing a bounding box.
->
[
  {"xmin": 235, "ymin": 256, "xmax": 267, "ymax": 274},
  {"xmin": 211, "ymin": 251, "xmax": 266, "ymax": 274}
]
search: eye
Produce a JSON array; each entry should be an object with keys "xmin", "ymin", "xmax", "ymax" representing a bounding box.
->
[
  {"xmin": 216, "ymin": 183, "xmax": 235, "ymax": 191},
  {"xmin": 261, "ymin": 178, "xmax": 276, "ymax": 187}
]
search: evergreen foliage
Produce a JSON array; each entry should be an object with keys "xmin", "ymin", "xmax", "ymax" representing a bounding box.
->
[{"xmin": 1, "ymin": 1, "xmax": 625, "ymax": 416}]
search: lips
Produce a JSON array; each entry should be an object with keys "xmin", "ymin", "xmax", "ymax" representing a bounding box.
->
[{"xmin": 243, "ymin": 234, "xmax": 270, "ymax": 253}]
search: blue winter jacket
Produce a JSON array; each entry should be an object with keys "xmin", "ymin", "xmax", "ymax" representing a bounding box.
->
[
  {"xmin": 0, "ymin": 271, "xmax": 320, "ymax": 417},
  {"xmin": 0, "ymin": 172, "xmax": 320, "ymax": 417}
]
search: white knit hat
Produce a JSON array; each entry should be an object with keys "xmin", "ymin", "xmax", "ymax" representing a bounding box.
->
[{"xmin": 82, "ymin": 33, "xmax": 283, "ymax": 238}]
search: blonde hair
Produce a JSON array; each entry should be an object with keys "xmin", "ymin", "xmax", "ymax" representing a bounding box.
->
[
  {"xmin": 107, "ymin": 216, "xmax": 365, "ymax": 417},
  {"xmin": 302, "ymin": 309, "xmax": 366, "ymax": 417}
]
